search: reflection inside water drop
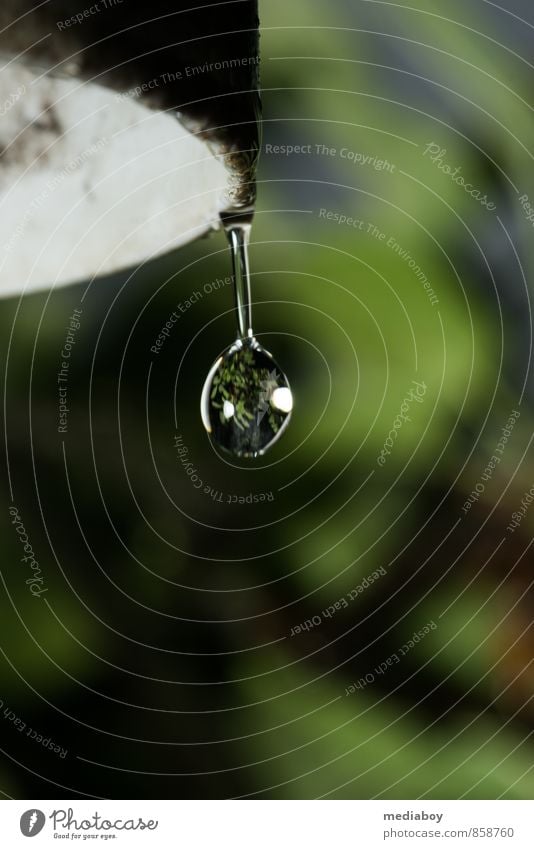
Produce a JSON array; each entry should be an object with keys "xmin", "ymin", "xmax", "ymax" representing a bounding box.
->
[{"xmin": 201, "ymin": 337, "xmax": 292, "ymax": 458}]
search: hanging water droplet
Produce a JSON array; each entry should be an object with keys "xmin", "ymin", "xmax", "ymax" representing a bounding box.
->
[
  {"xmin": 201, "ymin": 336, "xmax": 292, "ymax": 458},
  {"xmin": 200, "ymin": 221, "xmax": 292, "ymax": 458},
  {"xmin": 194, "ymin": 22, "xmax": 292, "ymax": 461}
]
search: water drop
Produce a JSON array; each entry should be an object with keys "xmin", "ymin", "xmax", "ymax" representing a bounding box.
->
[{"xmin": 200, "ymin": 221, "xmax": 292, "ymax": 458}]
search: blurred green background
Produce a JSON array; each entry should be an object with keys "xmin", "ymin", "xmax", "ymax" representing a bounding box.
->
[{"xmin": 2, "ymin": 0, "xmax": 534, "ymax": 799}]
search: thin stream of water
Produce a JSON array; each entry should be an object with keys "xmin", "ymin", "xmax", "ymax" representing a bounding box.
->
[{"xmin": 226, "ymin": 223, "xmax": 254, "ymax": 340}]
